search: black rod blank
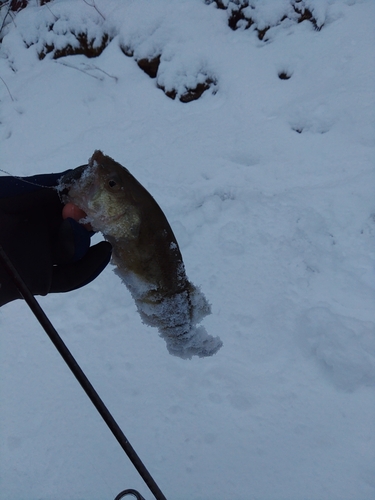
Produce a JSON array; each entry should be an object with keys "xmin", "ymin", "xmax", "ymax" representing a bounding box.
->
[{"xmin": 0, "ymin": 244, "xmax": 167, "ymax": 500}]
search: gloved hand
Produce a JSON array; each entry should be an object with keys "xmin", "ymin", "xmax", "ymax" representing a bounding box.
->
[{"xmin": 0, "ymin": 171, "xmax": 112, "ymax": 306}]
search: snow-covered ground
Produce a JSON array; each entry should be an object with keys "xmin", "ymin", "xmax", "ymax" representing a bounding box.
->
[{"xmin": 0, "ymin": 1, "xmax": 374, "ymax": 499}]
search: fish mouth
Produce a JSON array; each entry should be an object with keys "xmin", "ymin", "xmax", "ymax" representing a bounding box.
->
[
  {"xmin": 59, "ymin": 164, "xmax": 89, "ymax": 187},
  {"xmin": 58, "ymin": 163, "xmax": 99, "ymax": 203}
]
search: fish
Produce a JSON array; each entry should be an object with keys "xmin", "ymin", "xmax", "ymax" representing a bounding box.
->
[{"xmin": 58, "ymin": 150, "xmax": 222, "ymax": 359}]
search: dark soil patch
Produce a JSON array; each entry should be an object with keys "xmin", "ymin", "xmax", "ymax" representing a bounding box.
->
[{"xmin": 137, "ymin": 55, "xmax": 161, "ymax": 79}]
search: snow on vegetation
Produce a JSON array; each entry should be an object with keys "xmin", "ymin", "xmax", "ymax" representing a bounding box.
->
[{"xmin": 0, "ymin": 0, "xmax": 374, "ymax": 499}]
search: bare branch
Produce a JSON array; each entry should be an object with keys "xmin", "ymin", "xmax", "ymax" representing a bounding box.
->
[
  {"xmin": 55, "ymin": 60, "xmax": 104, "ymax": 80},
  {"xmin": 81, "ymin": 0, "xmax": 105, "ymax": 21},
  {"xmin": 44, "ymin": 2, "xmax": 58, "ymax": 22},
  {"xmin": 0, "ymin": 75, "xmax": 14, "ymax": 101}
]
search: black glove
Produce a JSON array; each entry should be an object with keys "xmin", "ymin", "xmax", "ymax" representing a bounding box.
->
[{"xmin": 0, "ymin": 171, "xmax": 112, "ymax": 306}]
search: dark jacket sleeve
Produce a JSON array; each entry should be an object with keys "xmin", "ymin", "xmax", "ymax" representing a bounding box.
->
[{"xmin": 0, "ymin": 172, "xmax": 111, "ymax": 306}]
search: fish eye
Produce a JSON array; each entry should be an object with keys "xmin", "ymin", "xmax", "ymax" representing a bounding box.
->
[{"xmin": 106, "ymin": 173, "xmax": 122, "ymax": 192}]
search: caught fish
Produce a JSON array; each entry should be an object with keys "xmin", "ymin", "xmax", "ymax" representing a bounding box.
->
[{"xmin": 58, "ymin": 150, "xmax": 222, "ymax": 359}]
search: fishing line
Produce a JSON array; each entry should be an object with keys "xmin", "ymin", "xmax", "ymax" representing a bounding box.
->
[
  {"xmin": 0, "ymin": 244, "xmax": 167, "ymax": 500},
  {"xmin": 0, "ymin": 168, "xmax": 56, "ymax": 190}
]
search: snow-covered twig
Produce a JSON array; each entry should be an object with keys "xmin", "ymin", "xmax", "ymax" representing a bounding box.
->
[
  {"xmin": 43, "ymin": 2, "xmax": 58, "ymax": 22},
  {"xmin": 55, "ymin": 60, "xmax": 104, "ymax": 80},
  {"xmin": 0, "ymin": 76, "xmax": 14, "ymax": 101},
  {"xmin": 55, "ymin": 61, "xmax": 117, "ymax": 82},
  {"xmin": 0, "ymin": 1, "xmax": 11, "ymax": 38},
  {"xmin": 90, "ymin": 64, "xmax": 118, "ymax": 82},
  {"xmin": 82, "ymin": 0, "xmax": 105, "ymax": 21}
]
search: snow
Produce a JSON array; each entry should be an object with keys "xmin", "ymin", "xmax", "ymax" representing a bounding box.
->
[{"xmin": 0, "ymin": 0, "xmax": 374, "ymax": 499}]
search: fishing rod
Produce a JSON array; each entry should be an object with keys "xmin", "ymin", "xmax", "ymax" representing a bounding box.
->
[{"xmin": 0, "ymin": 243, "xmax": 167, "ymax": 500}]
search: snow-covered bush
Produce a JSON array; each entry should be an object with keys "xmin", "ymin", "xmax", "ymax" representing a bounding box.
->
[
  {"xmin": 13, "ymin": 1, "xmax": 113, "ymax": 59},
  {"xmin": 1, "ymin": 0, "xmax": 220, "ymax": 102},
  {"xmin": 205, "ymin": 0, "xmax": 326, "ymax": 39},
  {"xmin": 0, "ymin": 0, "xmax": 359, "ymax": 102}
]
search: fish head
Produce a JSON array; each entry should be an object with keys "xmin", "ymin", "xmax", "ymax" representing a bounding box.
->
[{"xmin": 59, "ymin": 151, "xmax": 141, "ymax": 240}]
